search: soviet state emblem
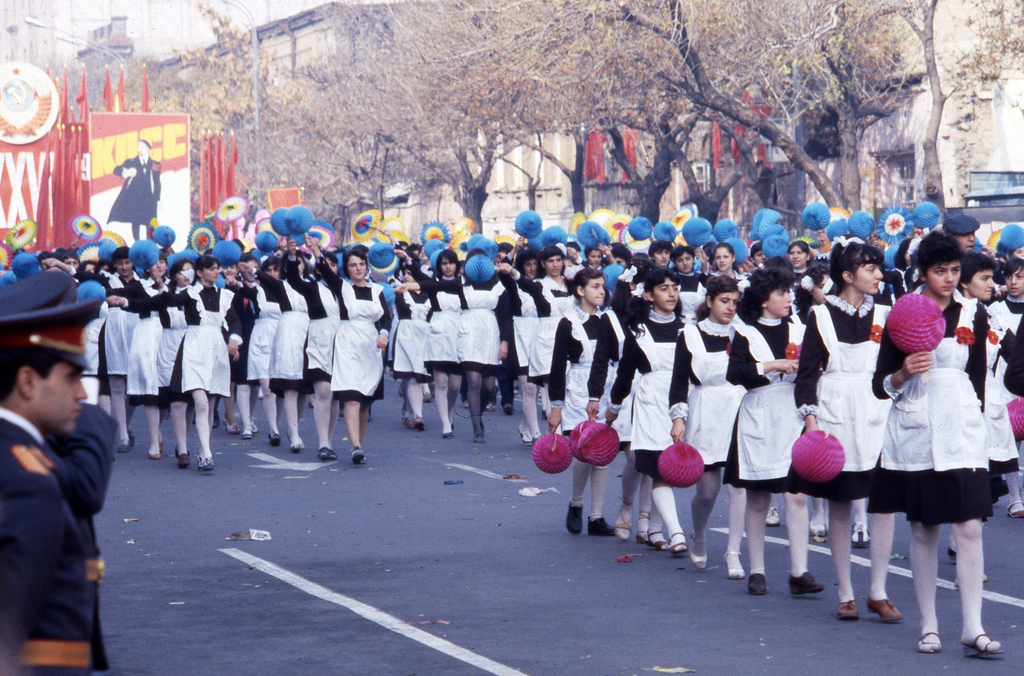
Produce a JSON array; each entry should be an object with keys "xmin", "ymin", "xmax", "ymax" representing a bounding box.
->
[{"xmin": 0, "ymin": 62, "xmax": 59, "ymax": 145}]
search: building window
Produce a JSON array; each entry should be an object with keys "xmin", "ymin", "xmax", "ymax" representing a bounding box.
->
[
  {"xmin": 893, "ymin": 155, "xmax": 915, "ymax": 204},
  {"xmin": 693, "ymin": 162, "xmax": 711, "ymax": 193}
]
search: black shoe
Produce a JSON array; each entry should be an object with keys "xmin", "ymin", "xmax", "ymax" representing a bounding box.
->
[
  {"xmin": 566, "ymin": 504, "xmax": 583, "ymax": 534},
  {"xmin": 116, "ymin": 442, "xmax": 131, "ymax": 454},
  {"xmin": 789, "ymin": 572, "xmax": 824, "ymax": 595},
  {"xmin": 503, "ymin": 404, "xmax": 514, "ymax": 416},
  {"xmin": 587, "ymin": 517, "xmax": 615, "ymax": 536},
  {"xmin": 269, "ymin": 433, "xmax": 281, "ymax": 447},
  {"xmin": 748, "ymin": 573, "xmax": 766, "ymax": 596},
  {"xmin": 473, "ymin": 434, "xmax": 485, "ymax": 444},
  {"xmin": 351, "ymin": 448, "xmax": 365, "ymax": 465},
  {"xmin": 212, "ymin": 413, "xmax": 220, "ymax": 429},
  {"xmin": 128, "ymin": 431, "xmax": 135, "ymax": 448},
  {"xmin": 318, "ymin": 447, "xmax": 337, "ymax": 461},
  {"xmin": 948, "ymin": 546, "xmax": 957, "ymax": 564}
]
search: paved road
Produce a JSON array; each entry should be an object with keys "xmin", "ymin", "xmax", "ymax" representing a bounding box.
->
[{"xmin": 95, "ymin": 389, "xmax": 1024, "ymax": 675}]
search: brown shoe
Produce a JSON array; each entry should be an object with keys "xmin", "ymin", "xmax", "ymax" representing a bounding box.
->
[
  {"xmin": 177, "ymin": 452, "xmax": 190, "ymax": 469},
  {"xmin": 867, "ymin": 597, "xmax": 902, "ymax": 623},
  {"xmin": 837, "ymin": 599, "xmax": 859, "ymax": 621}
]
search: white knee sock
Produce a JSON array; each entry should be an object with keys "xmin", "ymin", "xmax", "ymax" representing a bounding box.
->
[
  {"xmin": 589, "ymin": 465, "xmax": 609, "ymax": 520},
  {"xmin": 570, "ymin": 461, "xmax": 591, "ymax": 508},
  {"xmin": 652, "ymin": 486, "xmax": 683, "ymax": 537}
]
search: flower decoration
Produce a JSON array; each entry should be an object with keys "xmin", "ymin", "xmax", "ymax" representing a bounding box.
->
[
  {"xmin": 870, "ymin": 325, "xmax": 884, "ymax": 344},
  {"xmin": 451, "ymin": 217, "xmax": 474, "ymax": 239},
  {"xmin": 420, "ymin": 221, "xmax": 450, "ymax": 244},
  {"xmin": 989, "ymin": 330, "xmax": 999, "ymax": 345},
  {"xmin": 188, "ymin": 223, "xmax": 219, "ymax": 254},
  {"xmin": 671, "ymin": 204, "xmax": 698, "ymax": 228},
  {"xmin": 77, "ymin": 242, "xmax": 101, "ymax": 262},
  {"xmin": 620, "ymin": 227, "xmax": 651, "ymax": 254},
  {"xmin": 352, "ymin": 210, "xmax": 382, "ymax": 243},
  {"xmin": 69, "ymin": 215, "xmax": 102, "ymax": 242},
  {"xmin": 954, "ymin": 326, "xmax": 975, "ymax": 347},
  {"xmin": 307, "ymin": 222, "xmax": 335, "ymax": 249},
  {"xmin": 588, "ymin": 209, "xmax": 614, "ymax": 227},
  {"xmin": 0, "ymin": 242, "xmax": 12, "ymax": 269},
  {"xmin": 876, "ymin": 206, "xmax": 914, "ymax": 245},
  {"xmin": 725, "ymin": 342, "xmax": 732, "ymax": 356},
  {"xmin": 568, "ymin": 212, "xmax": 586, "ymax": 234},
  {"xmin": 6, "ymin": 219, "xmax": 38, "ymax": 250},
  {"xmin": 378, "ymin": 217, "xmax": 407, "ymax": 243},
  {"xmin": 785, "ymin": 343, "xmax": 800, "ymax": 360},
  {"xmin": 98, "ymin": 232, "xmax": 126, "ymax": 248},
  {"xmin": 216, "ymin": 196, "xmax": 250, "ymax": 224}
]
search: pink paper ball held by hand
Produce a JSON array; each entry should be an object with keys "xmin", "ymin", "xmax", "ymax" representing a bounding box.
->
[
  {"xmin": 887, "ymin": 293, "xmax": 946, "ymax": 354},
  {"xmin": 658, "ymin": 443, "xmax": 705, "ymax": 488},
  {"xmin": 791, "ymin": 431, "xmax": 846, "ymax": 483},
  {"xmin": 576, "ymin": 421, "xmax": 620, "ymax": 466},
  {"xmin": 1009, "ymin": 398, "xmax": 1024, "ymax": 442},
  {"xmin": 533, "ymin": 433, "xmax": 573, "ymax": 474}
]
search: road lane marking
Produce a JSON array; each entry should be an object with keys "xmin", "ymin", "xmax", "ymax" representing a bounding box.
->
[
  {"xmin": 709, "ymin": 527, "xmax": 1024, "ymax": 609},
  {"xmin": 219, "ymin": 548, "xmax": 528, "ymax": 676},
  {"xmin": 445, "ymin": 463, "xmax": 526, "ymax": 482},
  {"xmin": 247, "ymin": 452, "xmax": 327, "ymax": 471}
]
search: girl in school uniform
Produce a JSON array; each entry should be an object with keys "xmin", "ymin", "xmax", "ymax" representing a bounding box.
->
[
  {"xmin": 987, "ymin": 257, "xmax": 1024, "ymax": 516},
  {"xmin": 312, "ymin": 238, "xmax": 391, "ymax": 464},
  {"xmin": 284, "ymin": 239, "xmax": 341, "ymax": 456},
  {"xmin": 547, "ymin": 267, "xmax": 614, "ymax": 536},
  {"xmin": 606, "ymin": 269, "xmax": 688, "ymax": 554},
  {"xmin": 870, "ymin": 231, "xmax": 1000, "ymax": 656},
  {"xmin": 668, "ymin": 275, "xmax": 747, "ymax": 573},
  {"xmin": 419, "ymin": 249, "xmax": 464, "ymax": 438},
  {"xmin": 522, "ymin": 246, "xmax": 576, "ymax": 418},
  {"xmin": 121, "ymin": 253, "xmax": 168, "ymax": 460},
  {"xmin": 392, "ymin": 260, "xmax": 433, "ymax": 431},
  {"xmin": 725, "ymin": 266, "xmax": 822, "ymax": 597},
  {"xmin": 99, "ymin": 247, "xmax": 142, "ymax": 453},
  {"xmin": 503, "ymin": 248, "xmax": 542, "ymax": 444},
  {"xmin": 792, "ymin": 240, "xmax": 900, "ymax": 622},
  {"xmin": 269, "ymin": 252, "xmax": 312, "ymax": 451},
  {"xmin": 586, "ymin": 266, "xmax": 648, "ymax": 543},
  {"xmin": 244, "ymin": 256, "xmax": 284, "ymax": 445}
]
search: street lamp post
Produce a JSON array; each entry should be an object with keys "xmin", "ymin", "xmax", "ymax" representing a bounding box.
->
[
  {"xmin": 24, "ymin": 16, "xmax": 129, "ymax": 76},
  {"xmin": 220, "ymin": 0, "xmax": 260, "ymax": 133}
]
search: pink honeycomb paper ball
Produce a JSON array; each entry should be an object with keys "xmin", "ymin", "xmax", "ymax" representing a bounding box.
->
[
  {"xmin": 658, "ymin": 443, "xmax": 705, "ymax": 488},
  {"xmin": 577, "ymin": 421, "xmax": 620, "ymax": 466},
  {"xmin": 887, "ymin": 293, "xmax": 945, "ymax": 354},
  {"xmin": 532, "ymin": 433, "xmax": 573, "ymax": 474},
  {"xmin": 1009, "ymin": 398, "xmax": 1024, "ymax": 442},
  {"xmin": 791, "ymin": 430, "xmax": 846, "ymax": 483}
]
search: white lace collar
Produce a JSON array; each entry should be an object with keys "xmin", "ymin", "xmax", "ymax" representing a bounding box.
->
[
  {"xmin": 826, "ymin": 293, "xmax": 874, "ymax": 318},
  {"xmin": 571, "ymin": 303, "xmax": 593, "ymax": 323},
  {"xmin": 757, "ymin": 316, "xmax": 782, "ymax": 326},
  {"xmin": 1007, "ymin": 295, "xmax": 1024, "ymax": 304},
  {"xmin": 698, "ymin": 318, "xmax": 732, "ymax": 337},
  {"xmin": 648, "ymin": 310, "xmax": 676, "ymax": 324}
]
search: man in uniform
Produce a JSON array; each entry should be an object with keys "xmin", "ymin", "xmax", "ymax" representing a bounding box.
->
[{"xmin": 0, "ymin": 272, "xmax": 102, "ymax": 674}]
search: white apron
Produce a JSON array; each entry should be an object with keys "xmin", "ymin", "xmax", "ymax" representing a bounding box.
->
[
  {"xmin": 332, "ymin": 282, "xmax": 384, "ymax": 396},
  {"xmin": 102, "ymin": 273, "xmax": 140, "ymax": 375},
  {"xmin": 393, "ymin": 292, "xmax": 431, "ymax": 378},
  {"xmin": 735, "ymin": 321, "xmax": 805, "ymax": 481},
  {"xmin": 83, "ymin": 308, "xmax": 107, "ymax": 378},
  {"xmin": 983, "ymin": 311, "xmax": 1017, "ymax": 464},
  {"xmin": 126, "ymin": 280, "xmax": 164, "ymax": 397},
  {"xmin": 158, "ymin": 300, "xmax": 188, "ymax": 388},
  {"xmin": 682, "ymin": 323, "xmax": 746, "ymax": 465},
  {"xmin": 631, "ymin": 329, "xmax": 677, "ymax": 452},
  {"xmin": 247, "ymin": 286, "xmax": 281, "ymax": 382},
  {"xmin": 598, "ymin": 310, "xmax": 633, "ymax": 442},
  {"xmin": 561, "ymin": 313, "xmax": 597, "ymax": 431},
  {"xmin": 812, "ymin": 304, "xmax": 892, "ymax": 472},
  {"xmin": 425, "ymin": 288, "xmax": 462, "ymax": 364},
  {"xmin": 458, "ymin": 283, "xmax": 505, "ymax": 366},
  {"xmin": 307, "ymin": 282, "xmax": 340, "ymax": 374},
  {"xmin": 880, "ymin": 299, "xmax": 988, "ymax": 472},
  {"xmin": 529, "ymin": 278, "xmax": 574, "ymax": 378},
  {"xmin": 678, "ymin": 277, "xmax": 706, "ymax": 325},
  {"xmin": 513, "ymin": 285, "xmax": 538, "ymax": 371},
  {"xmin": 180, "ymin": 285, "xmax": 234, "ymax": 397},
  {"xmin": 270, "ymin": 285, "xmax": 310, "ymax": 382}
]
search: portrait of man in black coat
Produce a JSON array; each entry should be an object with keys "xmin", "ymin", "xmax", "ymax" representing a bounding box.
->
[{"xmin": 107, "ymin": 139, "xmax": 161, "ymax": 242}]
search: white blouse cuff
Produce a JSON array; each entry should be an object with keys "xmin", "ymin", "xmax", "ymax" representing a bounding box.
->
[
  {"xmin": 229, "ymin": 334, "xmax": 243, "ymax": 346},
  {"xmin": 797, "ymin": 404, "xmax": 818, "ymax": 419},
  {"xmin": 378, "ymin": 329, "xmax": 389, "ymax": 337},
  {"xmin": 549, "ymin": 400, "xmax": 564, "ymax": 410},
  {"xmin": 669, "ymin": 403, "xmax": 688, "ymax": 421},
  {"xmin": 882, "ymin": 374, "xmax": 903, "ymax": 401},
  {"xmin": 755, "ymin": 362, "xmax": 765, "ymax": 376},
  {"xmin": 607, "ymin": 402, "xmax": 622, "ymax": 415}
]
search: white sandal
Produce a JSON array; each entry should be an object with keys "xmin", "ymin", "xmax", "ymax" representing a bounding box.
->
[
  {"xmin": 636, "ymin": 511, "xmax": 651, "ymax": 545},
  {"xmin": 1007, "ymin": 500, "xmax": 1024, "ymax": 518},
  {"xmin": 614, "ymin": 499, "xmax": 633, "ymax": 542},
  {"xmin": 724, "ymin": 551, "xmax": 745, "ymax": 580}
]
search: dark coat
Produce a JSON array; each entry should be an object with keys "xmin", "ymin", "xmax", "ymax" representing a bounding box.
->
[{"xmin": 108, "ymin": 155, "xmax": 161, "ymax": 226}]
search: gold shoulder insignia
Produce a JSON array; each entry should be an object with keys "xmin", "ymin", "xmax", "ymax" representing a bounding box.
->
[{"xmin": 10, "ymin": 444, "xmax": 55, "ymax": 475}]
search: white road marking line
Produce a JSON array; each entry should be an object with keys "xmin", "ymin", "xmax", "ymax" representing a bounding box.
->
[
  {"xmin": 247, "ymin": 452, "xmax": 327, "ymax": 471},
  {"xmin": 445, "ymin": 463, "xmax": 526, "ymax": 482},
  {"xmin": 219, "ymin": 548, "xmax": 528, "ymax": 676},
  {"xmin": 709, "ymin": 527, "xmax": 1024, "ymax": 609}
]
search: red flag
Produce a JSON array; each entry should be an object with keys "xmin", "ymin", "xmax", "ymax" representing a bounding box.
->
[
  {"xmin": 141, "ymin": 64, "xmax": 150, "ymax": 113},
  {"xmin": 583, "ymin": 132, "xmax": 606, "ymax": 185},
  {"xmin": 711, "ymin": 123, "xmax": 722, "ymax": 171},
  {"xmin": 59, "ymin": 67, "xmax": 70, "ymax": 125},
  {"xmin": 75, "ymin": 66, "xmax": 89, "ymax": 123},
  {"xmin": 226, "ymin": 133, "xmax": 238, "ymax": 196},
  {"xmin": 199, "ymin": 134, "xmax": 207, "ymax": 218},
  {"xmin": 102, "ymin": 67, "xmax": 113, "ymax": 112},
  {"xmin": 216, "ymin": 134, "xmax": 226, "ymax": 207},
  {"xmin": 116, "ymin": 68, "xmax": 125, "ymax": 113}
]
